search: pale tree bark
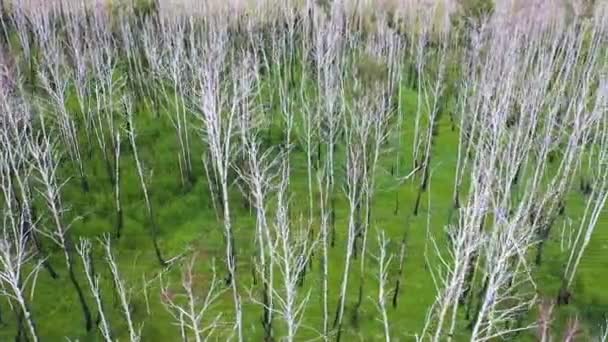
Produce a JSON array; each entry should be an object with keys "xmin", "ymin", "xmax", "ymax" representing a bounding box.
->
[
  {"xmin": 267, "ymin": 161, "xmax": 317, "ymax": 341},
  {"xmin": 88, "ymin": 14, "xmax": 122, "ymax": 189},
  {"xmin": 423, "ymin": 15, "xmax": 605, "ymax": 341},
  {"xmin": 160, "ymin": 255, "xmax": 225, "ymax": 342},
  {"xmin": 333, "ymin": 99, "xmax": 365, "ymax": 342},
  {"xmin": 313, "ymin": 4, "xmax": 346, "ymax": 249},
  {"xmin": 102, "ymin": 236, "xmax": 141, "ymax": 342},
  {"xmin": 0, "ymin": 212, "xmax": 42, "ymax": 342},
  {"xmin": 64, "ymin": 6, "xmax": 94, "ymax": 159},
  {"xmin": 76, "ymin": 239, "xmax": 113, "ymax": 342},
  {"xmin": 561, "ymin": 26, "xmax": 608, "ymax": 286},
  {"xmin": 35, "ymin": 15, "xmax": 89, "ymax": 193},
  {"xmin": 124, "ymin": 96, "xmax": 166, "ymax": 266},
  {"xmin": 349, "ymin": 77, "xmax": 394, "ymax": 323},
  {"xmin": 145, "ymin": 16, "xmax": 194, "ymax": 188},
  {"xmin": 194, "ymin": 20, "xmax": 254, "ymax": 340},
  {"xmin": 373, "ymin": 230, "xmax": 392, "ymax": 342},
  {"xmin": 0, "ymin": 104, "xmax": 41, "ymax": 342},
  {"xmin": 236, "ymin": 96, "xmax": 279, "ymax": 341},
  {"xmin": 0, "ymin": 88, "xmax": 59, "ymax": 279},
  {"xmin": 28, "ymin": 117, "xmax": 94, "ymax": 332},
  {"xmin": 316, "ymin": 169, "xmax": 331, "ymax": 341},
  {"xmin": 412, "ymin": 25, "xmax": 448, "ymax": 217}
]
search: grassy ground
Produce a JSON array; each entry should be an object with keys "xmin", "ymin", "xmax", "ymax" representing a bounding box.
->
[{"xmin": 0, "ymin": 38, "xmax": 606, "ymax": 341}]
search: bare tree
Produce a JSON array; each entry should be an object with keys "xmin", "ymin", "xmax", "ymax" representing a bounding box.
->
[
  {"xmin": 536, "ymin": 299, "xmax": 554, "ymax": 342},
  {"xmin": 236, "ymin": 97, "xmax": 280, "ymax": 341},
  {"xmin": 565, "ymin": 89, "xmax": 608, "ymax": 288},
  {"xmin": 352, "ymin": 35, "xmax": 399, "ymax": 321},
  {"xmin": 34, "ymin": 13, "xmax": 89, "ymax": 193},
  {"xmin": 316, "ymin": 159, "xmax": 332, "ymax": 341},
  {"xmin": 194, "ymin": 21, "xmax": 256, "ymax": 340},
  {"xmin": 28, "ymin": 118, "xmax": 94, "ymax": 331},
  {"xmin": 0, "ymin": 77, "xmax": 59, "ymax": 280},
  {"xmin": 0, "ymin": 210, "xmax": 42, "ymax": 342},
  {"xmin": 411, "ymin": 18, "xmax": 449, "ymax": 217},
  {"xmin": 0, "ymin": 112, "xmax": 41, "ymax": 341},
  {"xmin": 267, "ymin": 162, "xmax": 317, "ymax": 341},
  {"xmin": 313, "ymin": 5, "xmax": 346, "ymax": 248},
  {"xmin": 422, "ymin": 15, "xmax": 606, "ymax": 341},
  {"xmin": 160, "ymin": 255, "xmax": 225, "ymax": 342},
  {"xmin": 64, "ymin": 4, "xmax": 94, "ymax": 157},
  {"xmin": 373, "ymin": 230, "xmax": 392, "ymax": 342},
  {"xmin": 88, "ymin": 6, "xmax": 122, "ymax": 188},
  {"xmin": 114, "ymin": 131, "xmax": 123, "ymax": 237},
  {"xmin": 598, "ymin": 318, "xmax": 608, "ymax": 342},
  {"xmin": 102, "ymin": 235, "xmax": 141, "ymax": 342},
  {"xmin": 152, "ymin": 16, "xmax": 194, "ymax": 188},
  {"xmin": 75, "ymin": 239, "xmax": 113, "ymax": 342},
  {"xmin": 124, "ymin": 95, "xmax": 166, "ymax": 266},
  {"xmin": 333, "ymin": 94, "xmax": 365, "ymax": 342}
]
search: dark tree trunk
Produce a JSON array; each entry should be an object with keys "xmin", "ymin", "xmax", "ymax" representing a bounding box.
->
[
  {"xmin": 392, "ymin": 220, "xmax": 410, "ymax": 308},
  {"xmin": 88, "ymin": 249, "xmax": 111, "ymax": 337},
  {"xmin": 332, "ymin": 294, "xmax": 344, "ymax": 342},
  {"xmin": 114, "ymin": 147, "xmax": 123, "ymax": 239},
  {"xmin": 224, "ymin": 233, "xmax": 237, "ymax": 286},
  {"xmin": 31, "ymin": 230, "xmax": 59, "ymax": 279},
  {"xmin": 413, "ymin": 165, "xmax": 430, "ymax": 216},
  {"xmin": 460, "ymin": 253, "xmax": 478, "ymax": 306},
  {"xmin": 66, "ymin": 237, "xmax": 94, "ymax": 332},
  {"xmin": 557, "ymin": 284, "xmax": 572, "ymax": 306},
  {"xmin": 467, "ymin": 276, "xmax": 488, "ymax": 329},
  {"xmin": 104, "ymin": 152, "xmax": 116, "ymax": 187},
  {"xmin": 14, "ymin": 309, "xmax": 26, "ymax": 342},
  {"xmin": 535, "ymin": 215, "xmax": 558, "ymax": 266},
  {"xmin": 352, "ymin": 281, "xmax": 364, "ymax": 328},
  {"xmin": 261, "ymin": 255, "xmax": 274, "ymax": 342},
  {"xmin": 150, "ymin": 217, "xmax": 167, "ymax": 267},
  {"xmin": 115, "ymin": 208, "xmax": 124, "ymax": 239},
  {"xmin": 12, "ymin": 184, "xmax": 59, "ymax": 280}
]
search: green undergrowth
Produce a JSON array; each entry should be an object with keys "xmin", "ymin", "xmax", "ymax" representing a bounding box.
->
[{"xmin": 0, "ymin": 46, "xmax": 606, "ymax": 342}]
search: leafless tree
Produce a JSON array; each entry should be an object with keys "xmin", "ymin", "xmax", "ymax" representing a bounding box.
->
[
  {"xmin": 236, "ymin": 92, "xmax": 280, "ymax": 341},
  {"xmin": 422, "ymin": 14, "xmax": 607, "ymax": 341},
  {"xmin": 372, "ymin": 230, "xmax": 392, "ymax": 342},
  {"xmin": 346, "ymin": 77, "xmax": 394, "ymax": 323},
  {"xmin": 598, "ymin": 318, "xmax": 608, "ymax": 342},
  {"xmin": 160, "ymin": 255, "xmax": 225, "ymax": 342},
  {"xmin": 102, "ymin": 235, "xmax": 141, "ymax": 342},
  {"xmin": 333, "ymin": 93, "xmax": 366, "ymax": 342},
  {"xmin": 124, "ymin": 95, "xmax": 166, "ymax": 266},
  {"xmin": 411, "ymin": 17, "xmax": 449, "ymax": 217},
  {"xmin": 537, "ymin": 299, "xmax": 554, "ymax": 342},
  {"xmin": 149, "ymin": 16, "xmax": 194, "ymax": 187},
  {"xmin": 565, "ymin": 84, "xmax": 608, "ymax": 288},
  {"xmin": 75, "ymin": 239, "xmax": 113, "ymax": 342},
  {"xmin": 266, "ymin": 162, "xmax": 317, "ymax": 341},
  {"xmin": 0, "ymin": 210, "xmax": 42, "ymax": 342},
  {"xmin": 0, "ymin": 4, "xmax": 606, "ymax": 341},
  {"xmin": 118, "ymin": 9, "xmax": 153, "ymax": 107},
  {"xmin": 34, "ymin": 12, "xmax": 89, "ymax": 193},
  {"xmin": 313, "ymin": 4, "xmax": 346, "ymax": 248},
  {"xmin": 0, "ymin": 105, "xmax": 41, "ymax": 341},
  {"xmin": 28, "ymin": 116, "xmax": 94, "ymax": 331},
  {"xmin": 64, "ymin": 4, "xmax": 94, "ymax": 156},
  {"xmin": 194, "ymin": 19, "xmax": 257, "ymax": 340},
  {"xmin": 316, "ymin": 159, "xmax": 332, "ymax": 341},
  {"xmin": 89, "ymin": 13, "xmax": 122, "ymax": 184}
]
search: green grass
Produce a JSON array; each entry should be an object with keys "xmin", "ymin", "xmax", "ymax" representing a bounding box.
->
[{"xmin": 0, "ymin": 49, "xmax": 606, "ymax": 342}]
